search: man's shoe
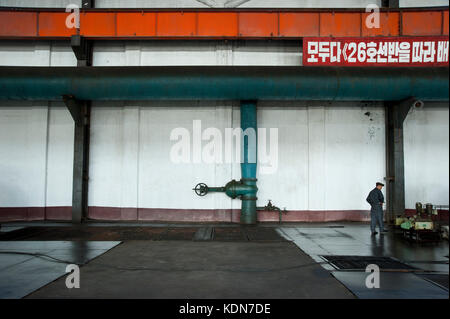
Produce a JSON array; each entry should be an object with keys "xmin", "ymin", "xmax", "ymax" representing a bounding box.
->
[
  {"xmin": 380, "ymin": 229, "xmax": 389, "ymax": 233},
  {"xmin": 371, "ymin": 231, "xmax": 378, "ymax": 236}
]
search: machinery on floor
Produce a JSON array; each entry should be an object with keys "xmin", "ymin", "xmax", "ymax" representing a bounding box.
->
[{"xmin": 397, "ymin": 202, "xmax": 446, "ymax": 242}]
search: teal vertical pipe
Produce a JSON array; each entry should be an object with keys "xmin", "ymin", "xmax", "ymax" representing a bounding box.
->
[{"xmin": 240, "ymin": 101, "xmax": 258, "ymax": 225}]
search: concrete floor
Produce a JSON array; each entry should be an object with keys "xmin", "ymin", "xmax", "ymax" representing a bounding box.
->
[
  {"xmin": 277, "ymin": 223, "xmax": 449, "ymax": 272},
  {"xmin": 27, "ymin": 241, "xmax": 355, "ymax": 299},
  {"xmin": 277, "ymin": 223, "xmax": 449, "ymax": 298},
  {"xmin": 0, "ymin": 241, "xmax": 120, "ymax": 298},
  {"xmin": 1, "ymin": 221, "xmax": 448, "ymax": 299}
]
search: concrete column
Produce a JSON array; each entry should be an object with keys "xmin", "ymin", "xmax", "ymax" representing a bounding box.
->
[
  {"xmin": 385, "ymin": 97, "xmax": 424, "ymax": 223},
  {"xmin": 63, "ymin": 96, "xmax": 91, "ymax": 223},
  {"xmin": 69, "ymin": 0, "xmax": 93, "ymax": 222}
]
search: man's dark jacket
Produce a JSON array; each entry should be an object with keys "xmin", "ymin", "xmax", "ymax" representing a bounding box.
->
[{"xmin": 366, "ymin": 188, "xmax": 384, "ymax": 211}]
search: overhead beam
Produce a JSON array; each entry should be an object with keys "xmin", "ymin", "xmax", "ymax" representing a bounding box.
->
[
  {"xmin": 0, "ymin": 66, "xmax": 448, "ymax": 101},
  {"xmin": 0, "ymin": 8, "xmax": 448, "ymax": 40},
  {"xmin": 385, "ymin": 97, "xmax": 424, "ymax": 223},
  {"xmin": 63, "ymin": 95, "xmax": 91, "ymax": 223}
]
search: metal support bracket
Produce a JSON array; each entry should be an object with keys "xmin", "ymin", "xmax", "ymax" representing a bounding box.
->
[
  {"xmin": 71, "ymin": 35, "xmax": 92, "ymax": 67},
  {"xmin": 63, "ymin": 94, "xmax": 85, "ymax": 125}
]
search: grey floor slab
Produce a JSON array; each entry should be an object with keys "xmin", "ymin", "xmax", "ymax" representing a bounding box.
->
[
  {"xmin": 0, "ymin": 226, "xmax": 25, "ymax": 233},
  {"xmin": 0, "ymin": 241, "xmax": 121, "ymax": 299},
  {"xmin": 27, "ymin": 241, "xmax": 355, "ymax": 299},
  {"xmin": 277, "ymin": 224, "xmax": 449, "ymax": 298},
  {"xmin": 277, "ymin": 224, "xmax": 449, "ymax": 273},
  {"xmin": 417, "ymin": 273, "xmax": 449, "ymax": 290},
  {"xmin": 331, "ymin": 271, "xmax": 449, "ymax": 299}
]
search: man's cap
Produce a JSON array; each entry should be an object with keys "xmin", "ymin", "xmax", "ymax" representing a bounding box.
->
[{"xmin": 376, "ymin": 182, "xmax": 385, "ymax": 186}]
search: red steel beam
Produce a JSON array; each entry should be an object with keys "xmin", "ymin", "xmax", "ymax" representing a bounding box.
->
[{"xmin": 0, "ymin": 8, "xmax": 448, "ymax": 40}]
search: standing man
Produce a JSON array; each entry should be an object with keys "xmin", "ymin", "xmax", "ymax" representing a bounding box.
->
[{"xmin": 366, "ymin": 182, "xmax": 388, "ymax": 235}]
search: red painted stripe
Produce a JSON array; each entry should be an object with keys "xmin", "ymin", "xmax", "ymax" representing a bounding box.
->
[
  {"xmin": 88, "ymin": 207, "xmax": 372, "ymax": 223},
  {"xmin": 45, "ymin": 206, "xmax": 72, "ymax": 221},
  {"xmin": 0, "ymin": 207, "xmax": 45, "ymax": 222},
  {"xmin": 2, "ymin": 207, "xmax": 447, "ymax": 223}
]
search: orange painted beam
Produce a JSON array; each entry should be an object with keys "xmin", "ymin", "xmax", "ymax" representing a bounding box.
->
[
  {"xmin": 0, "ymin": 9, "xmax": 448, "ymax": 39},
  {"xmin": 320, "ymin": 12, "xmax": 362, "ymax": 37},
  {"xmin": 402, "ymin": 11, "xmax": 443, "ymax": 36},
  {"xmin": 198, "ymin": 12, "xmax": 238, "ymax": 37},
  {"xmin": 444, "ymin": 11, "xmax": 449, "ymax": 35},
  {"xmin": 116, "ymin": 12, "xmax": 156, "ymax": 37},
  {"xmin": 361, "ymin": 11, "xmax": 399, "ymax": 36},
  {"xmin": 239, "ymin": 12, "xmax": 278, "ymax": 37},
  {"xmin": 279, "ymin": 13, "xmax": 320, "ymax": 37},
  {"xmin": 157, "ymin": 12, "xmax": 196, "ymax": 37},
  {"xmin": 39, "ymin": 12, "xmax": 76, "ymax": 37},
  {"xmin": 0, "ymin": 11, "xmax": 37, "ymax": 37}
]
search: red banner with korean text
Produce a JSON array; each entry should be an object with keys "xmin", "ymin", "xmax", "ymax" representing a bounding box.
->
[{"xmin": 303, "ymin": 36, "xmax": 449, "ymax": 66}]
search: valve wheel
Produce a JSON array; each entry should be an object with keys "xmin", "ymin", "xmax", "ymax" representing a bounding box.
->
[{"xmin": 193, "ymin": 183, "xmax": 209, "ymax": 196}]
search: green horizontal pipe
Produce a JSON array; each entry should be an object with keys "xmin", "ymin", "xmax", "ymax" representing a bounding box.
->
[
  {"xmin": 207, "ymin": 187, "xmax": 225, "ymax": 193},
  {"xmin": 0, "ymin": 66, "xmax": 448, "ymax": 101}
]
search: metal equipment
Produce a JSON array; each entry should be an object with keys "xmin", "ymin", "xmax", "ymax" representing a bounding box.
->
[{"xmin": 399, "ymin": 202, "xmax": 444, "ymax": 242}]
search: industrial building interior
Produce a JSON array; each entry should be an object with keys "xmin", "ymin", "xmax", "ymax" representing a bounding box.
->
[{"xmin": 0, "ymin": 0, "xmax": 449, "ymax": 304}]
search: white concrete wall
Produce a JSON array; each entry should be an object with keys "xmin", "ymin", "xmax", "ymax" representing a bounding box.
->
[
  {"xmin": 93, "ymin": 41, "xmax": 301, "ymax": 66},
  {"xmin": 404, "ymin": 104, "xmax": 449, "ymax": 208},
  {"xmin": 248, "ymin": 103, "xmax": 386, "ymax": 211},
  {"xmin": 87, "ymin": 101, "xmax": 386, "ymax": 211},
  {"xmin": 400, "ymin": 0, "xmax": 449, "ymax": 7},
  {"xmin": 0, "ymin": 104, "xmax": 48, "ymax": 207},
  {"xmin": 1, "ymin": 0, "xmax": 443, "ymax": 9},
  {"xmin": 0, "ymin": 0, "xmax": 81, "ymax": 7},
  {"xmin": 0, "ymin": 0, "xmax": 382, "ymax": 8},
  {"xmin": 0, "ymin": 42, "xmax": 75, "ymax": 210},
  {"xmin": 88, "ymin": 42, "xmax": 389, "ymax": 212},
  {"xmin": 0, "ymin": 41, "xmax": 448, "ymax": 215},
  {"xmin": 94, "ymin": 0, "xmax": 383, "ymax": 8},
  {"xmin": 0, "ymin": 103, "xmax": 74, "ymax": 208},
  {"xmin": 3, "ymin": 0, "xmax": 445, "ymax": 8}
]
